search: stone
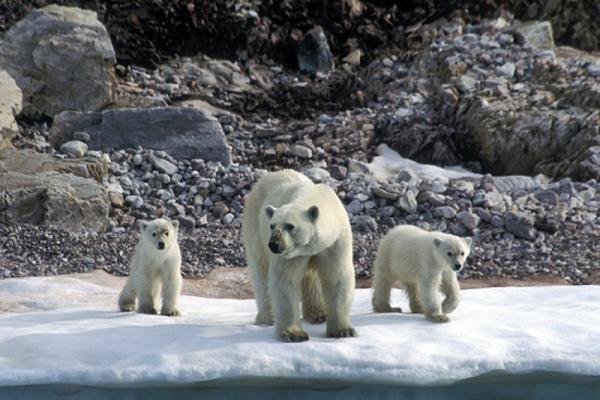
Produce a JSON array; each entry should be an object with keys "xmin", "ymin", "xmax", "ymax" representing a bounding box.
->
[
  {"xmin": 484, "ymin": 192, "xmax": 505, "ymax": 211},
  {"xmin": 149, "ymin": 154, "xmax": 178, "ymax": 175},
  {"xmin": 0, "ymin": 171, "xmax": 110, "ymax": 232},
  {"xmin": 353, "ymin": 215, "xmax": 378, "ymax": 233},
  {"xmin": 0, "ymin": 69, "xmax": 22, "ymax": 148},
  {"xmin": 50, "ymin": 107, "xmax": 232, "ymax": 164},
  {"xmin": 303, "ymin": 167, "xmax": 330, "ymax": 183},
  {"xmin": 60, "ymin": 141, "xmax": 88, "ymax": 157},
  {"xmin": 0, "ymin": 5, "xmax": 116, "ymax": 117},
  {"xmin": 513, "ymin": 21, "xmax": 555, "ymax": 52},
  {"xmin": 291, "ymin": 145, "xmax": 313, "ymax": 159},
  {"xmin": 125, "ymin": 195, "xmax": 144, "ymax": 209},
  {"xmin": 297, "ymin": 26, "xmax": 333, "ymax": 74},
  {"xmin": 346, "ymin": 199, "xmax": 364, "ymax": 214},
  {"xmin": 534, "ymin": 189, "xmax": 559, "ymax": 206},
  {"xmin": 504, "ymin": 211, "xmax": 536, "ymax": 240},
  {"xmin": 330, "ymin": 165, "xmax": 348, "ymax": 180},
  {"xmin": 457, "ymin": 74, "xmax": 478, "ymax": 92},
  {"xmin": 433, "ymin": 206, "xmax": 457, "ymax": 219},
  {"xmin": 342, "ymin": 49, "xmax": 362, "ymax": 66},
  {"xmin": 108, "ymin": 192, "xmax": 123, "ymax": 208},
  {"xmin": 177, "ymin": 215, "xmax": 196, "ymax": 229},
  {"xmin": 587, "ymin": 63, "xmax": 600, "ymax": 78},
  {"xmin": 496, "ymin": 62, "xmax": 516, "ymax": 78},
  {"xmin": 396, "ymin": 190, "xmax": 418, "ymax": 213},
  {"xmin": 73, "ymin": 131, "xmax": 91, "ymax": 143},
  {"xmin": 372, "ymin": 187, "xmax": 399, "ymax": 200},
  {"xmin": 457, "ymin": 210, "xmax": 481, "ymax": 230}
]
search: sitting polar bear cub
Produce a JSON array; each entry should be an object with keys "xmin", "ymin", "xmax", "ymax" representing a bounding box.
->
[
  {"xmin": 118, "ymin": 218, "xmax": 182, "ymax": 316},
  {"xmin": 372, "ymin": 225, "xmax": 472, "ymax": 322},
  {"xmin": 242, "ymin": 169, "xmax": 356, "ymax": 342}
]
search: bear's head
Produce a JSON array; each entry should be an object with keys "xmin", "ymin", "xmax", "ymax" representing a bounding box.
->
[
  {"xmin": 433, "ymin": 235, "xmax": 472, "ymax": 272},
  {"xmin": 264, "ymin": 204, "xmax": 319, "ymax": 258},
  {"xmin": 140, "ymin": 218, "xmax": 180, "ymax": 251}
]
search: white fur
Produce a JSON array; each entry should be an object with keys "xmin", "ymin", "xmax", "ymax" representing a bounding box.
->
[
  {"xmin": 242, "ymin": 170, "xmax": 356, "ymax": 342},
  {"xmin": 372, "ymin": 225, "xmax": 472, "ymax": 323},
  {"xmin": 118, "ymin": 218, "xmax": 182, "ymax": 316}
]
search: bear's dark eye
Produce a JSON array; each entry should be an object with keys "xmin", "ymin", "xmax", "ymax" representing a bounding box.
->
[
  {"xmin": 270, "ymin": 224, "xmax": 275, "ymax": 230},
  {"xmin": 152, "ymin": 232, "xmax": 157, "ymax": 237},
  {"xmin": 460, "ymin": 251, "xmax": 464, "ymax": 256},
  {"xmin": 447, "ymin": 251, "xmax": 453, "ymax": 257},
  {"xmin": 284, "ymin": 223, "xmax": 295, "ymax": 231},
  {"xmin": 165, "ymin": 232, "xmax": 169, "ymax": 236}
]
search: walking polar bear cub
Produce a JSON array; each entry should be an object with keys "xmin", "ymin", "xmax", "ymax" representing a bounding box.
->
[
  {"xmin": 372, "ymin": 225, "xmax": 471, "ymax": 322},
  {"xmin": 119, "ymin": 218, "xmax": 182, "ymax": 316},
  {"xmin": 242, "ymin": 169, "xmax": 356, "ymax": 342}
]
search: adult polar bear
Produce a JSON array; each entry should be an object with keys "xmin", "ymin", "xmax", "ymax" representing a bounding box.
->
[{"xmin": 242, "ymin": 170, "xmax": 356, "ymax": 342}]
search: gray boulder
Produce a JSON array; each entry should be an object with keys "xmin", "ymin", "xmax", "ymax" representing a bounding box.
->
[
  {"xmin": 513, "ymin": 21, "xmax": 555, "ymax": 52},
  {"xmin": 504, "ymin": 211, "xmax": 536, "ymax": 240},
  {"xmin": 50, "ymin": 107, "xmax": 232, "ymax": 164},
  {"xmin": 297, "ymin": 27, "xmax": 333, "ymax": 74},
  {"xmin": 0, "ymin": 5, "xmax": 116, "ymax": 117},
  {"xmin": 0, "ymin": 69, "xmax": 22, "ymax": 148}
]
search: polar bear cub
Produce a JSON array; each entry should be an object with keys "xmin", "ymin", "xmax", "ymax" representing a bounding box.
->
[
  {"xmin": 372, "ymin": 225, "xmax": 471, "ymax": 322},
  {"xmin": 242, "ymin": 169, "xmax": 356, "ymax": 342},
  {"xmin": 118, "ymin": 218, "xmax": 182, "ymax": 316}
]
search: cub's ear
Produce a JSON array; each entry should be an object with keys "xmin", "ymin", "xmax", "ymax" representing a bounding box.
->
[
  {"xmin": 172, "ymin": 220, "xmax": 180, "ymax": 231},
  {"xmin": 139, "ymin": 220, "xmax": 149, "ymax": 232},
  {"xmin": 265, "ymin": 205, "xmax": 276, "ymax": 219},
  {"xmin": 433, "ymin": 237, "xmax": 442, "ymax": 247},
  {"xmin": 307, "ymin": 205, "xmax": 319, "ymax": 222},
  {"xmin": 463, "ymin": 237, "xmax": 473, "ymax": 248}
]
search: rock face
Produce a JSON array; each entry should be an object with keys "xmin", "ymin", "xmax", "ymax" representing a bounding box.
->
[
  {"xmin": 0, "ymin": 149, "xmax": 110, "ymax": 233},
  {"xmin": 0, "ymin": 69, "xmax": 22, "ymax": 149},
  {"xmin": 50, "ymin": 107, "xmax": 232, "ymax": 164},
  {"xmin": 297, "ymin": 27, "xmax": 334, "ymax": 73},
  {"xmin": 0, "ymin": 5, "xmax": 116, "ymax": 118}
]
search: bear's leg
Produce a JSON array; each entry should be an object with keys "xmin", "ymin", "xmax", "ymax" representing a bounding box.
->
[
  {"xmin": 160, "ymin": 265, "xmax": 182, "ymax": 316},
  {"xmin": 137, "ymin": 270, "xmax": 160, "ymax": 315},
  {"xmin": 269, "ymin": 258, "xmax": 309, "ymax": 342},
  {"xmin": 372, "ymin": 263, "xmax": 401, "ymax": 313},
  {"xmin": 315, "ymin": 251, "xmax": 357, "ymax": 338},
  {"xmin": 118, "ymin": 277, "xmax": 136, "ymax": 312},
  {"xmin": 250, "ymin": 252, "xmax": 273, "ymax": 325},
  {"xmin": 405, "ymin": 283, "xmax": 423, "ymax": 314},
  {"xmin": 418, "ymin": 277, "xmax": 449, "ymax": 323},
  {"xmin": 302, "ymin": 264, "xmax": 327, "ymax": 324},
  {"xmin": 441, "ymin": 271, "xmax": 460, "ymax": 315}
]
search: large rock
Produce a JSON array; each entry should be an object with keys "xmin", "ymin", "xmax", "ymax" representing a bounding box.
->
[
  {"xmin": 0, "ymin": 5, "xmax": 116, "ymax": 118},
  {"xmin": 513, "ymin": 21, "xmax": 555, "ymax": 52},
  {"xmin": 0, "ymin": 171, "xmax": 110, "ymax": 233},
  {"xmin": 50, "ymin": 107, "xmax": 232, "ymax": 164},
  {"xmin": 297, "ymin": 27, "xmax": 334, "ymax": 74},
  {"xmin": 0, "ymin": 69, "xmax": 22, "ymax": 148}
]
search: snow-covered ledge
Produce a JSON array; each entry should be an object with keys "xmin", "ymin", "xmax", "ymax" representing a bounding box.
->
[{"xmin": 0, "ymin": 275, "xmax": 599, "ymax": 399}]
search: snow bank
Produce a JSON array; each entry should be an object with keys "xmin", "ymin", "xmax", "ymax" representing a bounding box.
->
[{"xmin": 0, "ymin": 275, "xmax": 599, "ymax": 389}]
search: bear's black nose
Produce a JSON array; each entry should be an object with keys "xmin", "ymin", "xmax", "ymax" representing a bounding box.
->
[
  {"xmin": 268, "ymin": 241, "xmax": 282, "ymax": 254},
  {"xmin": 158, "ymin": 241, "xmax": 165, "ymax": 250},
  {"xmin": 453, "ymin": 263, "xmax": 462, "ymax": 271}
]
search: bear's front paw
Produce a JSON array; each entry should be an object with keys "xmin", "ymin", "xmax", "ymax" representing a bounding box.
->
[
  {"xmin": 280, "ymin": 328, "xmax": 309, "ymax": 342},
  {"xmin": 119, "ymin": 303, "xmax": 135, "ymax": 312},
  {"xmin": 161, "ymin": 308, "xmax": 181, "ymax": 317},
  {"xmin": 327, "ymin": 327, "xmax": 357, "ymax": 338},
  {"xmin": 373, "ymin": 304, "xmax": 402, "ymax": 313},
  {"xmin": 304, "ymin": 310, "xmax": 327, "ymax": 324},
  {"xmin": 138, "ymin": 305, "xmax": 158, "ymax": 315},
  {"xmin": 427, "ymin": 314, "xmax": 449, "ymax": 323}
]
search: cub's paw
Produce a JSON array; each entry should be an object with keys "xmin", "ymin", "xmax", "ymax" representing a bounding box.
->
[
  {"xmin": 327, "ymin": 327, "xmax": 357, "ymax": 338},
  {"xmin": 304, "ymin": 310, "xmax": 327, "ymax": 324},
  {"xmin": 374, "ymin": 305, "xmax": 402, "ymax": 313},
  {"xmin": 280, "ymin": 328, "xmax": 309, "ymax": 343},
  {"xmin": 161, "ymin": 308, "xmax": 181, "ymax": 317},
  {"xmin": 255, "ymin": 311, "xmax": 274, "ymax": 326},
  {"xmin": 427, "ymin": 314, "xmax": 449, "ymax": 323},
  {"xmin": 138, "ymin": 305, "xmax": 158, "ymax": 315}
]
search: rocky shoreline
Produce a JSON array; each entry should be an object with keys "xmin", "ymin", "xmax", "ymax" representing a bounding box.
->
[{"xmin": 0, "ymin": 4, "xmax": 599, "ymax": 285}]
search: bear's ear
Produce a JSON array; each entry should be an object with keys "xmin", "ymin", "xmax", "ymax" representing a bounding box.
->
[
  {"xmin": 307, "ymin": 205, "xmax": 319, "ymax": 222},
  {"xmin": 463, "ymin": 237, "xmax": 472, "ymax": 248},
  {"xmin": 265, "ymin": 205, "xmax": 276, "ymax": 219},
  {"xmin": 139, "ymin": 220, "xmax": 149, "ymax": 232},
  {"xmin": 172, "ymin": 220, "xmax": 180, "ymax": 231},
  {"xmin": 433, "ymin": 237, "xmax": 442, "ymax": 247}
]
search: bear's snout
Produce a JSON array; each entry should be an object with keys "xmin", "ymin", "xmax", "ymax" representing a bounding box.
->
[
  {"xmin": 453, "ymin": 263, "xmax": 462, "ymax": 271},
  {"xmin": 268, "ymin": 241, "xmax": 283, "ymax": 254},
  {"xmin": 158, "ymin": 241, "xmax": 166, "ymax": 250}
]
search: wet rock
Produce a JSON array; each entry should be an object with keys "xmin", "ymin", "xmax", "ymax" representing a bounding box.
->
[
  {"xmin": 50, "ymin": 107, "xmax": 232, "ymax": 164},
  {"xmin": 60, "ymin": 141, "xmax": 88, "ymax": 158},
  {"xmin": 0, "ymin": 5, "xmax": 116, "ymax": 117},
  {"xmin": 457, "ymin": 210, "xmax": 480, "ymax": 230},
  {"xmin": 505, "ymin": 211, "xmax": 536, "ymax": 240},
  {"xmin": 149, "ymin": 154, "xmax": 178, "ymax": 175},
  {"xmin": 297, "ymin": 26, "xmax": 333, "ymax": 74},
  {"xmin": 433, "ymin": 206, "xmax": 457, "ymax": 219}
]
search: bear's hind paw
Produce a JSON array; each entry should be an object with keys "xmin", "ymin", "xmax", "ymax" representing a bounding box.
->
[
  {"xmin": 138, "ymin": 305, "xmax": 158, "ymax": 315},
  {"xmin": 427, "ymin": 314, "xmax": 449, "ymax": 323},
  {"xmin": 280, "ymin": 328, "xmax": 309, "ymax": 342},
  {"xmin": 119, "ymin": 303, "xmax": 135, "ymax": 312},
  {"xmin": 304, "ymin": 310, "xmax": 327, "ymax": 324},
  {"xmin": 327, "ymin": 327, "xmax": 357, "ymax": 338},
  {"xmin": 161, "ymin": 308, "xmax": 181, "ymax": 317}
]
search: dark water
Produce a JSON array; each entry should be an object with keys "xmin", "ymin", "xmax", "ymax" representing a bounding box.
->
[{"xmin": 1, "ymin": 373, "xmax": 599, "ymax": 400}]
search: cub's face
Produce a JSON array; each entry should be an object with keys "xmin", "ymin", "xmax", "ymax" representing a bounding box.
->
[
  {"xmin": 264, "ymin": 204, "xmax": 319, "ymax": 259},
  {"xmin": 433, "ymin": 236, "xmax": 472, "ymax": 272},
  {"xmin": 140, "ymin": 219, "xmax": 180, "ymax": 251}
]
